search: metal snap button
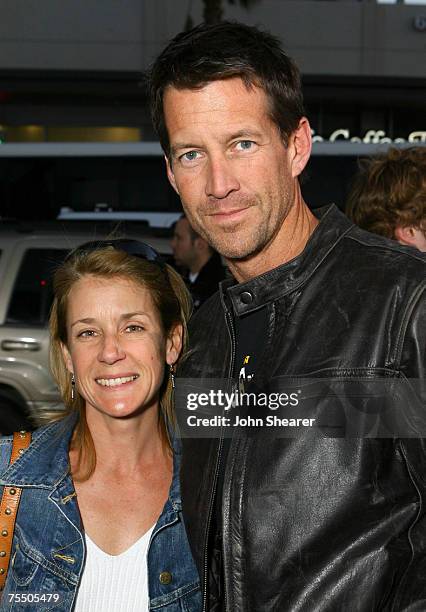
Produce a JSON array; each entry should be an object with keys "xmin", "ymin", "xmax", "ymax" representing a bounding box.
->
[
  {"xmin": 9, "ymin": 488, "xmax": 16, "ymax": 495},
  {"xmin": 159, "ymin": 571, "xmax": 172, "ymax": 585},
  {"xmin": 240, "ymin": 291, "xmax": 253, "ymax": 304},
  {"xmin": 1, "ymin": 530, "xmax": 8, "ymax": 537}
]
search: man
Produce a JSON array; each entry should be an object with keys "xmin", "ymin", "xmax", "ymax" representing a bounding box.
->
[
  {"xmin": 172, "ymin": 214, "xmax": 226, "ymax": 308},
  {"xmin": 149, "ymin": 22, "xmax": 426, "ymax": 611},
  {"xmin": 346, "ymin": 146, "xmax": 426, "ymax": 251}
]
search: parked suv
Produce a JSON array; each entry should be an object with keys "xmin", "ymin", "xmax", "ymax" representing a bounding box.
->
[{"xmin": 0, "ymin": 223, "xmax": 172, "ymax": 433}]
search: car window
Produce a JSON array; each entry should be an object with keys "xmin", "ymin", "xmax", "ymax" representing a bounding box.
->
[{"xmin": 6, "ymin": 248, "xmax": 69, "ymax": 326}]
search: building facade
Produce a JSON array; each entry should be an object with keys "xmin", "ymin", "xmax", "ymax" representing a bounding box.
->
[{"xmin": 0, "ymin": 0, "xmax": 424, "ymax": 217}]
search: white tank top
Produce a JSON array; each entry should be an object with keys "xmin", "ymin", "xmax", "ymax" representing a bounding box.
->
[{"xmin": 74, "ymin": 526, "xmax": 155, "ymax": 612}]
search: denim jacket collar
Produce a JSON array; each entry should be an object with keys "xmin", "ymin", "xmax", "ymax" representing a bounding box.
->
[
  {"xmin": 0, "ymin": 413, "xmax": 78, "ymax": 489},
  {"xmin": 0, "ymin": 412, "xmax": 182, "ymax": 511}
]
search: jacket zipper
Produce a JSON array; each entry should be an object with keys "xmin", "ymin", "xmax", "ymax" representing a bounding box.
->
[{"xmin": 202, "ymin": 305, "xmax": 236, "ymax": 612}]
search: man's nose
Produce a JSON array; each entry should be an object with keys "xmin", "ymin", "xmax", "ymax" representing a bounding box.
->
[
  {"xmin": 205, "ymin": 156, "xmax": 240, "ymax": 200},
  {"xmin": 98, "ymin": 334, "xmax": 126, "ymax": 364}
]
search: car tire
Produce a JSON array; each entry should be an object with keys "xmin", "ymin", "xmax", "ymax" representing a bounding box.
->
[{"xmin": 0, "ymin": 388, "xmax": 34, "ymax": 436}]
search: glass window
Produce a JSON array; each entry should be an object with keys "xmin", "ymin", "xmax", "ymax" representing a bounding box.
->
[
  {"xmin": 0, "ymin": 156, "xmax": 181, "ymax": 221},
  {"xmin": 377, "ymin": 0, "xmax": 426, "ymax": 4},
  {"xmin": 302, "ymin": 155, "xmax": 360, "ymax": 210},
  {"xmin": 6, "ymin": 249, "xmax": 68, "ymax": 325}
]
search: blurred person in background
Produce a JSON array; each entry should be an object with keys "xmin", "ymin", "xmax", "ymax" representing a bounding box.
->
[
  {"xmin": 346, "ymin": 146, "xmax": 426, "ymax": 251},
  {"xmin": 0, "ymin": 240, "xmax": 201, "ymax": 611},
  {"xmin": 172, "ymin": 215, "xmax": 226, "ymax": 309}
]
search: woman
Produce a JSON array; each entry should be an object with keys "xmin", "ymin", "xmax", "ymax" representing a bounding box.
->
[{"xmin": 0, "ymin": 239, "xmax": 201, "ymax": 611}]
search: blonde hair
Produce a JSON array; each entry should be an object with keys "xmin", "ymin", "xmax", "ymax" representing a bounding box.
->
[{"xmin": 49, "ymin": 245, "xmax": 192, "ymax": 480}]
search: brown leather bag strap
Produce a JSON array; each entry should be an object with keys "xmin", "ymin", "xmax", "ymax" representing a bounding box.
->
[{"xmin": 0, "ymin": 430, "xmax": 31, "ymax": 591}]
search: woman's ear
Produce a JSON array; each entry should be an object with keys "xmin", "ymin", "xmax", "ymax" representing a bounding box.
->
[
  {"xmin": 166, "ymin": 323, "xmax": 183, "ymax": 366},
  {"xmin": 61, "ymin": 342, "xmax": 74, "ymax": 374}
]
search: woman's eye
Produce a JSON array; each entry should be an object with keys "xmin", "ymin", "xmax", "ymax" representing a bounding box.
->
[
  {"xmin": 78, "ymin": 330, "xmax": 96, "ymax": 338},
  {"xmin": 125, "ymin": 325, "xmax": 144, "ymax": 333},
  {"xmin": 236, "ymin": 140, "xmax": 254, "ymax": 151}
]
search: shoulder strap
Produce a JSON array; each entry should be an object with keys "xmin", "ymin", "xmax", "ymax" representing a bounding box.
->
[{"xmin": 0, "ymin": 430, "xmax": 31, "ymax": 592}]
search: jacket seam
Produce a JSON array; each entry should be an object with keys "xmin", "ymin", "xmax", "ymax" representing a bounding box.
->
[
  {"xmin": 344, "ymin": 234, "xmax": 426, "ymax": 263},
  {"xmin": 394, "ymin": 282, "xmax": 425, "ymax": 370},
  {"xmin": 224, "ymin": 437, "xmax": 250, "ymax": 612},
  {"xmin": 391, "ymin": 442, "xmax": 423, "ymax": 612}
]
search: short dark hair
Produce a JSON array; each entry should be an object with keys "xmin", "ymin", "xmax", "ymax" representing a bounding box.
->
[
  {"xmin": 346, "ymin": 147, "xmax": 426, "ymax": 238},
  {"xmin": 148, "ymin": 21, "xmax": 305, "ymax": 157}
]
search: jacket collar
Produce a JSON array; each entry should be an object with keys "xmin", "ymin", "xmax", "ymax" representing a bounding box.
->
[
  {"xmin": 222, "ymin": 204, "xmax": 353, "ymax": 316},
  {"xmin": 0, "ymin": 412, "xmax": 78, "ymax": 488},
  {"xmin": 1, "ymin": 413, "xmax": 182, "ymax": 507}
]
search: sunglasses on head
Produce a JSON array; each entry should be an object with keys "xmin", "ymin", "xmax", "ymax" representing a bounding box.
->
[{"xmin": 67, "ymin": 238, "xmax": 166, "ymax": 269}]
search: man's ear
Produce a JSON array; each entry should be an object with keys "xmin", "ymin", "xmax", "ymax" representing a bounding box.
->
[
  {"xmin": 165, "ymin": 156, "xmax": 179, "ymax": 195},
  {"xmin": 394, "ymin": 225, "xmax": 423, "ymax": 249},
  {"xmin": 166, "ymin": 323, "xmax": 183, "ymax": 366},
  {"xmin": 60, "ymin": 342, "xmax": 74, "ymax": 374},
  {"xmin": 289, "ymin": 117, "xmax": 312, "ymax": 178}
]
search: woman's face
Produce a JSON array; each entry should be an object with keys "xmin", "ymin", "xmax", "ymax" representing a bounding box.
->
[{"xmin": 61, "ymin": 274, "xmax": 182, "ymax": 420}]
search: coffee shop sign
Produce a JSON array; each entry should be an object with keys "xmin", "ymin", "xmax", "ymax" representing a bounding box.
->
[{"xmin": 312, "ymin": 129, "xmax": 426, "ymax": 144}]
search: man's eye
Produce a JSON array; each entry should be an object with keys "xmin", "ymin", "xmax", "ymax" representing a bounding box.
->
[
  {"xmin": 181, "ymin": 151, "xmax": 199, "ymax": 163},
  {"xmin": 236, "ymin": 140, "xmax": 254, "ymax": 151}
]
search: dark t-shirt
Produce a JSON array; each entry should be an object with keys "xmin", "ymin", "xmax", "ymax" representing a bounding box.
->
[
  {"xmin": 216, "ymin": 306, "xmax": 268, "ymax": 511},
  {"xmin": 212, "ymin": 305, "xmax": 268, "ymax": 607}
]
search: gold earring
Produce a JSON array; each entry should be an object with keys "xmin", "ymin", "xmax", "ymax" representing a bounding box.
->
[{"xmin": 71, "ymin": 374, "xmax": 76, "ymax": 400}]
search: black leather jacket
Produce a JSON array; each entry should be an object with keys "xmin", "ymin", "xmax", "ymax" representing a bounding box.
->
[{"xmin": 178, "ymin": 205, "xmax": 426, "ymax": 612}]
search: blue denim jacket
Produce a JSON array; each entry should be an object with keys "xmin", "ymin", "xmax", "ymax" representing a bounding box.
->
[{"xmin": 0, "ymin": 414, "xmax": 201, "ymax": 611}]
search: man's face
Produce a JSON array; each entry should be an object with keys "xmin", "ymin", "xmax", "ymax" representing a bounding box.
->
[
  {"xmin": 171, "ymin": 217, "xmax": 196, "ymax": 268},
  {"xmin": 164, "ymin": 78, "xmax": 307, "ymax": 262}
]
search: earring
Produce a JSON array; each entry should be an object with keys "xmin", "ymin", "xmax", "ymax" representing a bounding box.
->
[
  {"xmin": 71, "ymin": 374, "xmax": 75, "ymax": 400},
  {"xmin": 170, "ymin": 364, "xmax": 175, "ymax": 389}
]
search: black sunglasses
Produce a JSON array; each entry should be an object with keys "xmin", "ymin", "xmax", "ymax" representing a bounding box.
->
[{"xmin": 67, "ymin": 238, "xmax": 166, "ymax": 269}]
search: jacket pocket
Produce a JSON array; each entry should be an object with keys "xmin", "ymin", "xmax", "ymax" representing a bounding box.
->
[
  {"xmin": 271, "ymin": 367, "xmax": 408, "ymax": 438},
  {"xmin": 10, "ymin": 541, "xmax": 39, "ymax": 588},
  {"xmin": 181, "ymin": 584, "xmax": 202, "ymax": 612},
  {"xmin": 150, "ymin": 581, "xmax": 201, "ymax": 611}
]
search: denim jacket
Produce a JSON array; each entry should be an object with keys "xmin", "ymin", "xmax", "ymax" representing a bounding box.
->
[{"xmin": 0, "ymin": 414, "xmax": 201, "ymax": 611}]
